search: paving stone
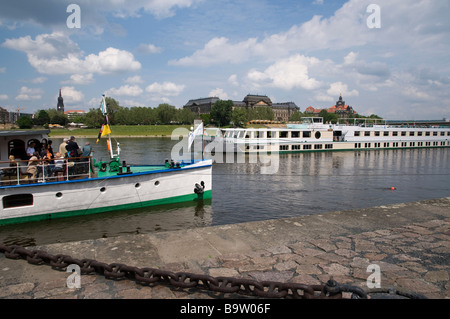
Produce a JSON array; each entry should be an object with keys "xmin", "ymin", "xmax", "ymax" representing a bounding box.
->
[{"xmin": 1, "ymin": 198, "xmax": 449, "ymax": 299}]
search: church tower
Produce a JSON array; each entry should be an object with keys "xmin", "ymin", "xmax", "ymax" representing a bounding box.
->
[{"xmin": 57, "ymin": 89, "xmax": 64, "ymax": 113}]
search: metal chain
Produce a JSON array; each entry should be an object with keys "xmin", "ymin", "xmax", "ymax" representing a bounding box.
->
[{"xmin": 0, "ymin": 243, "xmax": 424, "ymax": 299}]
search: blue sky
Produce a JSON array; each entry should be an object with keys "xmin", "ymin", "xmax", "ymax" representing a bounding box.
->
[{"xmin": 0, "ymin": 0, "xmax": 449, "ymax": 120}]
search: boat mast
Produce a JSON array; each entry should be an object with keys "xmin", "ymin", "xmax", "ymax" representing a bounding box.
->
[{"xmin": 100, "ymin": 94, "xmax": 116, "ymax": 159}]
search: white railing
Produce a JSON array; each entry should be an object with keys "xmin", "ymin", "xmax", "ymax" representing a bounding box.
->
[{"xmin": 0, "ymin": 156, "xmax": 93, "ymax": 186}]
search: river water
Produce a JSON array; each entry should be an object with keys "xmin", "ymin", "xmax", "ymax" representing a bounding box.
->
[{"xmin": 1, "ymin": 137, "xmax": 449, "ymax": 246}]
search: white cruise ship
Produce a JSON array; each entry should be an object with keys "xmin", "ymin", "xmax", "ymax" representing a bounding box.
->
[{"xmin": 220, "ymin": 118, "xmax": 450, "ymax": 153}]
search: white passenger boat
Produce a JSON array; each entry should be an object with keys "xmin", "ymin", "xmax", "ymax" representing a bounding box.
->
[
  {"xmin": 220, "ymin": 118, "xmax": 450, "ymax": 153},
  {"xmin": 0, "ymin": 96, "xmax": 212, "ymax": 225}
]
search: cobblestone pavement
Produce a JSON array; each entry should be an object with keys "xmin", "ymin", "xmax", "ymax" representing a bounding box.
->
[{"xmin": 0, "ymin": 198, "xmax": 449, "ymax": 299}]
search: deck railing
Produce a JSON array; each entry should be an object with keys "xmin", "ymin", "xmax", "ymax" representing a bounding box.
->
[{"xmin": 0, "ymin": 156, "xmax": 93, "ymax": 186}]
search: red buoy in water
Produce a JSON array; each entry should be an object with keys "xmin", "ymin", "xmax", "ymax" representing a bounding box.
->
[{"xmin": 391, "ymin": 187, "xmax": 396, "ymax": 190}]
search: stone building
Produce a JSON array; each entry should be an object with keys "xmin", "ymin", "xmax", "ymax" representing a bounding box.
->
[
  {"xmin": 57, "ymin": 89, "xmax": 64, "ymax": 113},
  {"xmin": 183, "ymin": 94, "xmax": 299, "ymax": 122},
  {"xmin": 305, "ymin": 94, "xmax": 356, "ymax": 118}
]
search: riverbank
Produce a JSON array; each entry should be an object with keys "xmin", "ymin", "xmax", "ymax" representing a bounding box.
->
[
  {"xmin": 0, "ymin": 197, "xmax": 449, "ymax": 299},
  {"xmin": 48, "ymin": 125, "xmax": 193, "ymax": 138}
]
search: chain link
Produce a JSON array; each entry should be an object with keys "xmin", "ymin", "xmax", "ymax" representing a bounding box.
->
[{"xmin": 0, "ymin": 243, "xmax": 426, "ymax": 299}]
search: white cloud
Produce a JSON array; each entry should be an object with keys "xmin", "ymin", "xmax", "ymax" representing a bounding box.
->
[
  {"xmin": 60, "ymin": 86, "xmax": 84, "ymax": 103},
  {"xmin": 96, "ymin": 0, "xmax": 204, "ymax": 19},
  {"xmin": 15, "ymin": 86, "xmax": 43, "ymax": 101},
  {"xmin": 209, "ymin": 88, "xmax": 229, "ymax": 100},
  {"xmin": 3, "ymin": 32, "xmax": 141, "ymax": 75},
  {"xmin": 136, "ymin": 43, "xmax": 162, "ymax": 54},
  {"xmin": 31, "ymin": 77, "xmax": 47, "ymax": 84},
  {"xmin": 228, "ymin": 74, "xmax": 238, "ymax": 86},
  {"xmin": 169, "ymin": 37, "xmax": 258, "ymax": 66},
  {"xmin": 125, "ymin": 76, "xmax": 144, "ymax": 84},
  {"xmin": 64, "ymin": 74, "xmax": 94, "ymax": 85},
  {"xmin": 0, "ymin": 67, "xmax": 6, "ymax": 73},
  {"xmin": 107, "ymin": 85, "xmax": 143, "ymax": 97},
  {"xmin": 246, "ymin": 54, "xmax": 322, "ymax": 91},
  {"xmin": 145, "ymin": 82, "xmax": 185, "ymax": 96},
  {"xmin": 327, "ymin": 82, "xmax": 359, "ymax": 97},
  {"xmin": 0, "ymin": 94, "xmax": 8, "ymax": 100}
]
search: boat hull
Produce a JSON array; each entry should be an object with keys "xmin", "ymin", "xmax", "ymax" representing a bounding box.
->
[{"xmin": 0, "ymin": 161, "xmax": 212, "ymax": 225}]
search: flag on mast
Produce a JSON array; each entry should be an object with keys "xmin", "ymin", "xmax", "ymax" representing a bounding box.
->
[
  {"xmin": 100, "ymin": 94, "xmax": 107, "ymax": 115},
  {"xmin": 188, "ymin": 121, "xmax": 203, "ymax": 152},
  {"xmin": 96, "ymin": 116, "xmax": 112, "ymax": 144}
]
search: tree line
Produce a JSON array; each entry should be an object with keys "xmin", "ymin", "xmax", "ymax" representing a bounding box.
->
[{"xmin": 16, "ymin": 97, "xmax": 382, "ymax": 129}]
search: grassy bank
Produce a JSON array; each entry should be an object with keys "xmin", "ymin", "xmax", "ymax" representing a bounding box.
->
[{"xmin": 49, "ymin": 125, "xmax": 193, "ymax": 138}]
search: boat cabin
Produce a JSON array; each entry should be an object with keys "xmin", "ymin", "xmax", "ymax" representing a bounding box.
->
[{"xmin": 0, "ymin": 130, "xmax": 50, "ymax": 162}]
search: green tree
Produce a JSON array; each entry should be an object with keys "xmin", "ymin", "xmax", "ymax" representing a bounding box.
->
[
  {"xmin": 155, "ymin": 103, "xmax": 177, "ymax": 124},
  {"xmin": 289, "ymin": 111, "xmax": 306, "ymax": 121},
  {"xmin": 210, "ymin": 100, "xmax": 233, "ymax": 126},
  {"xmin": 34, "ymin": 110, "xmax": 50, "ymax": 126},
  {"xmin": 319, "ymin": 109, "xmax": 339, "ymax": 124},
  {"xmin": 105, "ymin": 97, "xmax": 121, "ymax": 124},
  {"xmin": 84, "ymin": 108, "xmax": 104, "ymax": 128},
  {"xmin": 231, "ymin": 108, "xmax": 248, "ymax": 127},
  {"xmin": 200, "ymin": 113, "xmax": 211, "ymax": 126},
  {"xmin": 176, "ymin": 108, "xmax": 195, "ymax": 124},
  {"xmin": 16, "ymin": 116, "xmax": 33, "ymax": 129}
]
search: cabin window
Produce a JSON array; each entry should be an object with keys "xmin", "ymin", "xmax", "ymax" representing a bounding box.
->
[
  {"xmin": 425, "ymin": 132, "xmax": 430, "ymax": 136},
  {"xmin": 447, "ymin": 132, "xmax": 450, "ymax": 136},
  {"xmin": 410, "ymin": 142, "xmax": 415, "ymax": 147},
  {"xmin": 401, "ymin": 131, "xmax": 407, "ymax": 136},
  {"xmin": 354, "ymin": 131, "xmax": 360, "ymax": 137},
  {"xmin": 364, "ymin": 131, "xmax": 371, "ymax": 137},
  {"xmin": 383, "ymin": 131, "xmax": 389, "ymax": 136},
  {"xmin": 314, "ymin": 144, "xmax": 323, "ymax": 149},
  {"xmin": 440, "ymin": 132, "xmax": 445, "ymax": 136},
  {"xmin": 8, "ymin": 139, "xmax": 26, "ymax": 160},
  {"xmin": 315, "ymin": 132, "xmax": 321, "ymax": 139},
  {"xmin": 292, "ymin": 145, "xmax": 301, "ymax": 150},
  {"xmin": 267, "ymin": 131, "xmax": 274, "ymax": 138},
  {"xmin": 303, "ymin": 131, "xmax": 311, "ymax": 138},
  {"xmin": 354, "ymin": 143, "xmax": 361, "ymax": 149},
  {"xmin": 291, "ymin": 131, "xmax": 300, "ymax": 138},
  {"xmin": 418, "ymin": 132, "xmax": 423, "ymax": 136},
  {"xmin": 392, "ymin": 132, "xmax": 398, "ymax": 136},
  {"xmin": 303, "ymin": 145, "xmax": 312, "ymax": 150},
  {"xmin": 410, "ymin": 131, "xmax": 415, "ymax": 136},
  {"xmin": 325, "ymin": 144, "xmax": 333, "ymax": 149},
  {"xmin": 374, "ymin": 131, "xmax": 380, "ymax": 136},
  {"xmin": 279, "ymin": 145, "xmax": 289, "ymax": 151},
  {"xmin": 2, "ymin": 194, "xmax": 33, "ymax": 209},
  {"xmin": 384, "ymin": 143, "xmax": 390, "ymax": 147},
  {"xmin": 433, "ymin": 132, "xmax": 438, "ymax": 136},
  {"xmin": 280, "ymin": 131, "xmax": 288, "ymax": 138}
]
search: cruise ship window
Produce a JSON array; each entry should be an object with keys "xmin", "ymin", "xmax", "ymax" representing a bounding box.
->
[
  {"xmin": 303, "ymin": 131, "xmax": 311, "ymax": 138},
  {"xmin": 384, "ymin": 131, "xmax": 389, "ymax": 136}
]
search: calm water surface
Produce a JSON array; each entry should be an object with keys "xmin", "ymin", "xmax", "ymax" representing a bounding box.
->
[{"xmin": 1, "ymin": 137, "xmax": 449, "ymax": 246}]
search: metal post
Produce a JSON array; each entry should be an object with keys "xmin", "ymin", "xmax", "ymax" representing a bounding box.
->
[
  {"xmin": 16, "ymin": 162, "xmax": 20, "ymax": 185},
  {"xmin": 66, "ymin": 159, "xmax": 69, "ymax": 181}
]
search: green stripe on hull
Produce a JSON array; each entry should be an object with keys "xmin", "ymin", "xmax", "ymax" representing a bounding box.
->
[{"xmin": 0, "ymin": 190, "xmax": 212, "ymax": 226}]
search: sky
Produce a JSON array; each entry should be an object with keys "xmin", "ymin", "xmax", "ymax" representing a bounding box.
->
[{"xmin": 0, "ymin": 0, "xmax": 449, "ymax": 120}]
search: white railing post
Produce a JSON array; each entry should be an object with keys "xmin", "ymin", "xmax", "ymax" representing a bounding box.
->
[
  {"xmin": 16, "ymin": 162, "xmax": 20, "ymax": 185},
  {"xmin": 66, "ymin": 159, "xmax": 69, "ymax": 181}
]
